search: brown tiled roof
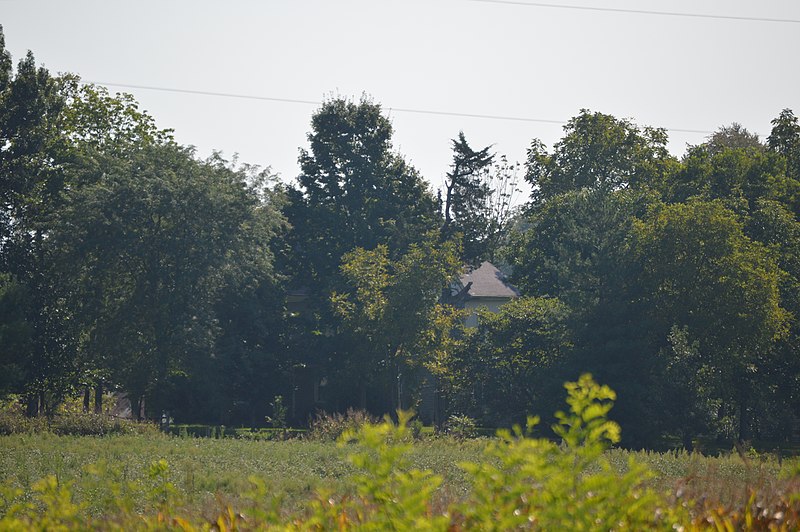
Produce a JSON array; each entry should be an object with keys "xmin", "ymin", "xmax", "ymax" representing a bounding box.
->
[{"xmin": 459, "ymin": 262, "xmax": 520, "ymax": 298}]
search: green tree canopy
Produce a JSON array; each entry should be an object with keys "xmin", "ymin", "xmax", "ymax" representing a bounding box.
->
[
  {"xmin": 286, "ymin": 97, "xmax": 439, "ymax": 287},
  {"xmin": 51, "ymin": 144, "xmax": 286, "ymax": 418},
  {"xmin": 634, "ymin": 199, "xmax": 788, "ymax": 440},
  {"xmin": 0, "ymin": 31, "xmax": 82, "ymax": 413},
  {"xmin": 768, "ymin": 108, "xmax": 800, "ymax": 182},
  {"xmin": 330, "ymin": 234, "xmax": 461, "ymax": 412},
  {"xmin": 447, "ymin": 296, "xmax": 571, "ymax": 427},
  {"xmin": 525, "ymin": 110, "xmax": 675, "ymax": 203}
]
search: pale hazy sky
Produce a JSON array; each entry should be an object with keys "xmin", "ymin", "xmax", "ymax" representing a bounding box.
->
[{"xmin": 2, "ymin": 0, "xmax": 799, "ymax": 196}]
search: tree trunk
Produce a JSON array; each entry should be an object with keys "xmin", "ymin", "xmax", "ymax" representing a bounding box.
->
[
  {"xmin": 133, "ymin": 395, "xmax": 144, "ymax": 421},
  {"xmin": 739, "ymin": 394, "xmax": 750, "ymax": 442},
  {"xmin": 39, "ymin": 391, "xmax": 48, "ymax": 417},
  {"xmin": 94, "ymin": 382, "xmax": 103, "ymax": 414},
  {"xmin": 83, "ymin": 387, "xmax": 91, "ymax": 413},
  {"xmin": 395, "ymin": 362, "xmax": 403, "ymax": 413},
  {"xmin": 443, "ymin": 180, "xmax": 454, "ymax": 228},
  {"xmin": 682, "ymin": 432, "xmax": 694, "ymax": 452},
  {"xmin": 26, "ymin": 393, "xmax": 39, "ymax": 417}
]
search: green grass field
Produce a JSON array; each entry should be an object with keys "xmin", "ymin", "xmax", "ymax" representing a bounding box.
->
[
  {"xmin": 0, "ymin": 432, "xmax": 486, "ymax": 516},
  {"xmin": 2, "ymin": 378, "xmax": 799, "ymax": 529},
  {"xmin": 1, "ymin": 432, "xmax": 796, "ymax": 519}
]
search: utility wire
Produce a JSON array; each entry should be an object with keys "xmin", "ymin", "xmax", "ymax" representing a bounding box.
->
[
  {"xmin": 84, "ymin": 81, "xmax": 320, "ymax": 106},
  {"xmin": 85, "ymin": 80, "xmax": 716, "ymax": 135},
  {"xmin": 467, "ymin": 0, "xmax": 800, "ymax": 24}
]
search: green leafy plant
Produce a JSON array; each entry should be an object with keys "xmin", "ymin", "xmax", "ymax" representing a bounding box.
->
[
  {"xmin": 306, "ymin": 410, "xmax": 449, "ymax": 530},
  {"xmin": 443, "ymin": 413, "xmax": 478, "ymax": 439},
  {"xmin": 457, "ymin": 374, "xmax": 676, "ymax": 530},
  {"xmin": 265, "ymin": 395, "xmax": 288, "ymax": 429}
]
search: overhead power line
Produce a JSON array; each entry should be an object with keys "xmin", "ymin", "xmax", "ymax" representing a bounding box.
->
[
  {"xmin": 467, "ymin": 0, "xmax": 800, "ymax": 24},
  {"xmin": 85, "ymin": 80, "xmax": 716, "ymax": 135},
  {"xmin": 84, "ymin": 81, "xmax": 320, "ymax": 106}
]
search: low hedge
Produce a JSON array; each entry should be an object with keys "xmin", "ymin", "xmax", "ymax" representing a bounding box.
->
[{"xmin": 0, "ymin": 410, "xmax": 157, "ymax": 436}]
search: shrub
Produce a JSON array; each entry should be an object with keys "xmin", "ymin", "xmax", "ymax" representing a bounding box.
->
[
  {"xmin": 49, "ymin": 413, "xmax": 158, "ymax": 436},
  {"xmin": 306, "ymin": 408, "xmax": 378, "ymax": 441},
  {"xmin": 409, "ymin": 418, "xmax": 424, "ymax": 441},
  {"xmin": 265, "ymin": 395, "xmax": 288, "ymax": 429},
  {"xmin": 0, "ymin": 409, "xmax": 48, "ymax": 434},
  {"xmin": 306, "ymin": 410, "xmax": 449, "ymax": 530},
  {"xmin": 0, "ymin": 409, "xmax": 156, "ymax": 436},
  {"xmin": 443, "ymin": 413, "xmax": 478, "ymax": 439},
  {"xmin": 234, "ymin": 428, "xmax": 305, "ymax": 441},
  {"xmin": 457, "ymin": 374, "xmax": 675, "ymax": 530}
]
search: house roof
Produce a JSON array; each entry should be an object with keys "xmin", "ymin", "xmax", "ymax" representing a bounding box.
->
[{"xmin": 459, "ymin": 261, "xmax": 520, "ymax": 299}]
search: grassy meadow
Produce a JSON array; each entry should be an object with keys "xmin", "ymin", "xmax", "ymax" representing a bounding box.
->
[
  {"xmin": 1, "ymin": 426, "xmax": 799, "ymax": 529},
  {"xmin": 0, "ymin": 432, "xmax": 485, "ymax": 517},
  {"xmin": 2, "ymin": 378, "xmax": 799, "ymax": 529}
]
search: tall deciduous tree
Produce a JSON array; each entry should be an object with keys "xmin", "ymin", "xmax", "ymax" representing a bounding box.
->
[
  {"xmin": 634, "ymin": 199, "xmax": 788, "ymax": 441},
  {"xmin": 768, "ymin": 109, "xmax": 800, "ymax": 182},
  {"xmin": 704, "ymin": 123, "xmax": 763, "ymax": 154},
  {"xmin": 52, "ymin": 145, "xmax": 285, "ymax": 419},
  {"xmin": 0, "ymin": 30, "xmax": 80, "ymax": 414},
  {"xmin": 525, "ymin": 110, "xmax": 675, "ymax": 203},
  {"xmin": 506, "ymin": 187, "xmax": 661, "ymax": 445},
  {"xmin": 286, "ymin": 97, "xmax": 439, "ymax": 288},
  {"xmin": 447, "ymin": 296, "xmax": 571, "ymax": 427},
  {"xmin": 330, "ymin": 234, "xmax": 461, "ymax": 412},
  {"xmin": 665, "ymin": 142, "xmax": 797, "ymax": 211}
]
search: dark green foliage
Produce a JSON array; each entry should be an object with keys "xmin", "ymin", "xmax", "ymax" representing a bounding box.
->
[
  {"xmin": 281, "ymin": 98, "xmax": 447, "ymax": 416},
  {"xmin": 634, "ymin": 199, "xmax": 787, "ymax": 441},
  {"xmin": 441, "ymin": 134, "xmax": 521, "ymax": 265},
  {"xmin": 0, "ymin": 30, "xmax": 288, "ymax": 423},
  {"xmin": 442, "ymin": 132, "xmax": 495, "ymax": 264},
  {"xmin": 0, "ymin": 32, "xmax": 79, "ymax": 415},
  {"xmin": 503, "ymin": 108, "xmax": 800, "ymax": 446},
  {"xmin": 508, "ymin": 187, "xmax": 652, "ymax": 313},
  {"xmin": 506, "ymin": 188, "xmax": 661, "ymax": 444},
  {"xmin": 330, "ymin": 235, "xmax": 462, "ymax": 412},
  {"xmin": 448, "ymin": 297, "xmax": 571, "ymax": 427},
  {"xmin": 51, "ymin": 146, "xmax": 286, "ymax": 419},
  {"xmin": 0, "ymin": 275, "xmax": 31, "ymax": 396},
  {"xmin": 286, "ymin": 96, "xmax": 439, "ymax": 287},
  {"xmin": 2, "ymin": 20, "xmax": 800, "ymax": 448},
  {"xmin": 524, "ymin": 109, "xmax": 675, "ymax": 203},
  {"xmin": 768, "ymin": 108, "xmax": 800, "ymax": 182},
  {"xmin": 704, "ymin": 123, "xmax": 764, "ymax": 154},
  {"xmin": 666, "ymin": 142, "xmax": 798, "ymax": 211}
]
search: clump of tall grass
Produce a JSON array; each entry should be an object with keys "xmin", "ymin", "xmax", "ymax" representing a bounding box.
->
[{"xmin": 306, "ymin": 408, "xmax": 378, "ymax": 441}]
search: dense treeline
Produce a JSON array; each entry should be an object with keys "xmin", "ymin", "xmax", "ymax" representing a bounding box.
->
[{"xmin": 1, "ymin": 31, "xmax": 799, "ymax": 447}]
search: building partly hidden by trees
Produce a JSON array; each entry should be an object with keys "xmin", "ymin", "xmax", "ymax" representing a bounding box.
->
[{"xmin": 2, "ymin": 28, "xmax": 800, "ymax": 448}]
